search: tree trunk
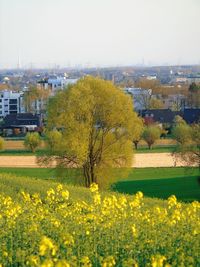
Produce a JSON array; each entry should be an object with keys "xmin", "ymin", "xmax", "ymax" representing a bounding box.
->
[
  {"xmin": 134, "ymin": 141, "xmax": 139, "ymax": 150},
  {"xmin": 83, "ymin": 163, "xmax": 90, "ymax": 187},
  {"xmin": 83, "ymin": 160, "xmax": 96, "ymax": 187},
  {"xmin": 148, "ymin": 143, "xmax": 152, "ymax": 149}
]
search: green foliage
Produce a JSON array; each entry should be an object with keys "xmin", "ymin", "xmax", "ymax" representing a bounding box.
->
[
  {"xmin": 188, "ymin": 82, "xmax": 200, "ymax": 108},
  {"xmin": 172, "ymin": 123, "xmax": 192, "ymax": 145},
  {"xmin": 173, "ymin": 115, "xmax": 186, "ymax": 126},
  {"xmin": 189, "ymin": 82, "xmax": 199, "ymax": 93},
  {"xmin": 23, "ymin": 85, "xmax": 50, "ymax": 113},
  {"xmin": 143, "ymin": 126, "xmax": 161, "ymax": 149},
  {"xmin": 174, "ymin": 123, "xmax": 200, "ymax": 168},
  {"xmin": 43, "ymin": 76, "xmax": 140, "ymax": 187},
  {"xmin": 0, "ymin": 137, "xmax": 4, "ymax": 151},
  {"xmin": 24, "ymin": 132, "xmax": 41, "ymax": 152},
  {"xmin": 149, "ymin": 98, "xmax": 164, "ymax": 109},
  {"xmin": 45, "ymin": 130, "xmax": 62, "ymax": 151},
  {"xmin": 132, "ymin": 116, "xmax": 144, "ymax": 149}
]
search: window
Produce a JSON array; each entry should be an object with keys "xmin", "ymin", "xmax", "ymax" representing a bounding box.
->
[
  {"xmin": 9, "ymin": 99, "xmax": 17, "ymax": 104},
  {"xmin": 9, "ymin": 104, "xmax": 17, "ymax": 110}
]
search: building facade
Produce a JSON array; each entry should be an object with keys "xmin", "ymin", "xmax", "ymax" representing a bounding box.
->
[
  {"xmin": 37, "ymin": 77, "xmax": 78, "ymax": 95},
  {"xmin": 0, "ymin": 90, "xmax": 25, "ymax": 118}
]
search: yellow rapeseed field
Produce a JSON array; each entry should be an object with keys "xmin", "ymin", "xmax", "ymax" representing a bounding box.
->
[{"xmin": 0, "ymin": 183, "xmax": 199, "ymax": 266}]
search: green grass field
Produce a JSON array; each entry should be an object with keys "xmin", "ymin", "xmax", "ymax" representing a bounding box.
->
[
  {"xmin": 0, "ymin": 145, "xmax": 176, "ymax": 155},
  {"xmin": 113, "ymin": 176, "xmax": 200, "ymax": 202},
  {"xmin": 113, "ymin": 167, "xmax": 200, "ymax": 202},
  {"xmin": 136, "ymin": 145, "xmax": 176, "ymax": 153},
  {"xmin": 0, "ymin": 149, "xmax": 45, "ymax": 156},
  {"xmin": 0, "ymin": 167, "xmax": 199, "ymax": 202}
]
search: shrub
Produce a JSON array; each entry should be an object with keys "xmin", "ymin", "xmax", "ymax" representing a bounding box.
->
[
  {"xmin": 143, "ymin": 125, "xmax": 161, "ymax": 149},
  {"xmin": 0, "ymin": 137, "xmax": 4, "ymax": 151},
  {"xmin": 24, "ymin": 132, "xmax": 41, "ymax": 152}
]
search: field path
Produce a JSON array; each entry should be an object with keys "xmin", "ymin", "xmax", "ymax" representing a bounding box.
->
[{"xmin": 0, "ymin": 153, "xmax": 187, "ymax": 168}]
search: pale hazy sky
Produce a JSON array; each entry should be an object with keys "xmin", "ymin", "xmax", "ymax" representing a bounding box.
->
[{"xmin": 0, "ymin": 0, "xmax": 200, "ymax": 69}]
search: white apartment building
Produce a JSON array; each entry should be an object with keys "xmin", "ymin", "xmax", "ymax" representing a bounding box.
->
[
  {"xmin": 37, "ymin": 77, "xmax": 78, "ymax": 95},
  {"xmin": 0, "ymin": 90, "xmax": 25, "ymax": 118}
]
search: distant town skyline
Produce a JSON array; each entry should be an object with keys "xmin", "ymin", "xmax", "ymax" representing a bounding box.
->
[{"xmin": 0, "ymin": 0, "xmax": 200, "ymax": 69}]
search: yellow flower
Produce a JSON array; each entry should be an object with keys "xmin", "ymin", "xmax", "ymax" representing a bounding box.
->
[
  {"xmin": 136, "ymin": 191, "xmax": 143, "ymax": 199},
  {"xmin": 151, "ymin": 255, "xmax": 166, "ymax": 267},
  {"xmin": 41, "ymin": 259, "xmax": 54, "ymax": 267},
  {"xmin": 47, "ymin": 188, "xmax": 55, "ymax": 196},
  {"xmin": 21, "ymin": 191, "xmax": 31, "ymax": 202},
  {"xmin": 167, "ymin": 195, "xmax": 177, "ymax": 208},
  {"xmin": 3, "ymin": 251, "xmax": 8, "ymax": 257},
  {"xmin": 131, "ymin": 224, "xmax": 138, "ymax": 237},
  {"xmin": 26, "ymin": 255, "xmax": 40, "ymax": 266},
  {"xmin": 80, "ymin": 256, "xmax": 92, "ymax": 266},
  {"xmin": 102, "ymin": 256, "xmax": 116, "ymax": 267},
  {"xmin": 57, "ymin": 184, "xmax": 63, "ymax": 192},
  {"xmin": 63, "ymin": 233, "xmax": 75, "ymax": 246},
  {"xmin": 93, "ymin": 193, "xmax": 101, "ymax": 205},
  {"xmin": 90, "ymin": 183, "xmax": 99, "ymax": 193},
  {"xmin": 61, "ymin": 190, "xmax": 69, "ymax": 200},
  {"xmin": 55, "ymin": 260, "xmax": 70, "ymax": 267},
  {"xmin": 39, "ymin": 236, "xmax": 57, "ymax": 256},
  {"xmin": 122, "ymin": 258, "xmax": 138, "ymax": 267}
]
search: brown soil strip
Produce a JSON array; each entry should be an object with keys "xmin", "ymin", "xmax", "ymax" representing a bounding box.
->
[{"xmin": 0, "ymin": 153, "xmax": 187, "ymax": 168}]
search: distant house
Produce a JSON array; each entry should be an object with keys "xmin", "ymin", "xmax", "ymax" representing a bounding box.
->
[
  {"xmin": 140, "ymin": 108, "xmax": 200, "ymax": 126},
  {"xmin": 124, "ymin": 87, "xmax": 152, "ymax": 111},
  {"xmin": 186, "ymin": 75, "xmax": 200, "ymax": 84},
  {"xmin": 162, "ymin": 94, "xmax": 186, "ymax": 110},
  {"xmin": 0, "ymin": 113, "xmax": 42, "ymax": 136},
  {"xmin": 140, "ymin": 109, "xmax": 181, "ymax": 125},
  {"xmin": 183, "ymin": 109, "xmax": 200, "ymax": 124}
]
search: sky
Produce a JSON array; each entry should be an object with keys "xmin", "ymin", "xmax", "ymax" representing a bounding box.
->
[{"xmin": 0, "ymin": 0, "xmax": 200, "ymax": 69}]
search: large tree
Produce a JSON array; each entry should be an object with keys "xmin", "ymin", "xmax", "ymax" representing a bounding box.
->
[
  {"xmin": 41, "ymin": 76, "xmax": 140, "ymax": 187},
  {"xmin": 143, "ymin": 125, "xmax": 161, "ymax": 149},
  {"xmin": 173, "ymin": 123, "xmax": 200, "ymax": 170},
  {"xmin": 149, "ymin": 98, "xmax": 164, "ymax": 109},
  {"xmin": 172, "ymin": 116, "xmax": 192, "ymax": 145},
  {"xmin": 132, "ymin": 116, "xmax": 144, "ymax": 149},
  {"xmin": 188, "ymin": 82, "xmax": 200, "ymax": 108},
  {"xmin": 23, "ymin": 85, "xmax": 50, "ymax": 113}
]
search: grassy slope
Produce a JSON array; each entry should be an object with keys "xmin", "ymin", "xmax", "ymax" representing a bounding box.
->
[
  {"xmin": 0, "ymin": 166, "xmax": 198, "ymax": 181},
  {"xmin": 0, "ymin": 167, "xmax": 199, "ymax": 202},
  {"xmin": 0, "ymin": 173, "xmax": 91, "ymax": 202}
]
